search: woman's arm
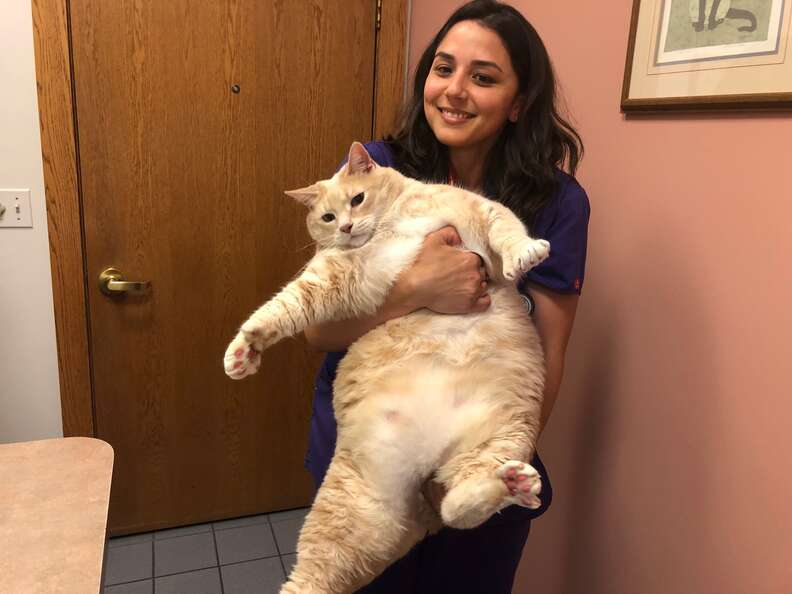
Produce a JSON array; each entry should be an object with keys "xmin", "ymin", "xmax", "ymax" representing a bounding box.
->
[
  {"xmin": 304, "ymin": 226, "xmax": 491, "ymax": 352},
  {"xmin": 302, "ymin": 289, "xmax": 415, "ymax": 352},
  {"xmin": 524, "ymin": 282, "xmax": 580, "ymax": 432}
]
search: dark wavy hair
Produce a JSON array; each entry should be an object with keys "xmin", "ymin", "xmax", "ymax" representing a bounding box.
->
[{"xmin": 386, "ymin": 0, "xmax": 583, "ymax": 230}]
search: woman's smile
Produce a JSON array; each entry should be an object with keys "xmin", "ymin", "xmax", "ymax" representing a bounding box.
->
[{"xmin": 437, "ymin": 106, "xmax": 477, "ymax": 124}]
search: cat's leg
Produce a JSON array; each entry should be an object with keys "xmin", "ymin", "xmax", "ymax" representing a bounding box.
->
[
  {"xmin": 279, "ymin": 450, "xmax": 427, "ymax": 594},
  {"xmin": 436, "ymin": 402, "xmax": 542, "ymax": 530},
  {"xmin": 396, "ymin": 192, "xmax": 546, "ymax": 281},
  {"xmin": 224, "ymin": 250, "xmax": 389, "ymax": 379},
  {"xmin": 476, "ymin": 200, "xmax": 550, "ymax": 281}
]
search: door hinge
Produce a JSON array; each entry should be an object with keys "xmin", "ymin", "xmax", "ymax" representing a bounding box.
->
[{"xmin": 376, "ymin": 0, "xmax": 382, "ymax": 31}]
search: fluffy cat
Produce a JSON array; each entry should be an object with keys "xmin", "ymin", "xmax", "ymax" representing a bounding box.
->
[{"xmin": 224, "ymin": 142, "xmax": 549, "ymax": 594}]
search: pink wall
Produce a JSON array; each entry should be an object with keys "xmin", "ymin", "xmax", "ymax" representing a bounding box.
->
[{"xmin": 410, "ymin": 2, "xmax": 792, "ymax": 593}]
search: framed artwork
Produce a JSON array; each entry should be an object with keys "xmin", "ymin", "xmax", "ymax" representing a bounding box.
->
[{"xmin": 621, "ymin": 0, "xmax": 792, "ymax": 111}]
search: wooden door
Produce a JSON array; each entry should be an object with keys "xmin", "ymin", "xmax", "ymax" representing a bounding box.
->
[{"xmin": 69, "ymin": 0, "xmax": 377, "ymax": 535}]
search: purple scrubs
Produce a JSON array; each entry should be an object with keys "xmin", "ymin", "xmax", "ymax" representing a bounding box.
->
[{"xmin": 304, "ymin": 141, "xmax": 590, "ymax": 593}]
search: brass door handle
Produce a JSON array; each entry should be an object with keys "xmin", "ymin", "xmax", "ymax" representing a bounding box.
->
[{"xmin": 99, "ymin": 267, "xmax": 151, "ymax": 296}]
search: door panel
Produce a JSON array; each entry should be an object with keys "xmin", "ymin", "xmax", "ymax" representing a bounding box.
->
[{"xmin": 70, "ymin": 0, "xmax": 376, "ymax": 534}]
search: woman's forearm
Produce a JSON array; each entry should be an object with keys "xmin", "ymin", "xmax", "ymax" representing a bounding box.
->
[
  {"xmin": 304, "ymin": 227, "xmax": 491, "ymax": 352},
  {"xmin": 539, "ymin": 352, "xmax": 564, "ymax": 433},
  {"xmin": 304, "ymin": 302, "xmax": 409, "ymax": 352},
  {"xmin": 303, "ymin": 281, "xmax": 420, "ymax": 352},
  {"xmin": 525, "ymin": 282, "xmax": 580, "ymax": 434}
]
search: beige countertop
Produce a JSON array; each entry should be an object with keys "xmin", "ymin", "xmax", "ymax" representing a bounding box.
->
[{"xmin": 0, "ymin": 437, "xmax": 114, "ymax": 594}]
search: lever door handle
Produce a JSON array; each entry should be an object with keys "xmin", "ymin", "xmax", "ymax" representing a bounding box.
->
[{"xmin": 99, "ymin": 267, "xmax": 151, "ymax": 296}]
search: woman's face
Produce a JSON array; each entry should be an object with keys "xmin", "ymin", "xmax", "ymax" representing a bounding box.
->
[{"xmin": 423, "ymin": 20, "xmax": 522, "ymax": 157}]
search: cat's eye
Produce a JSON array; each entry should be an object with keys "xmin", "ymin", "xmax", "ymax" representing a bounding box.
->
[
  {"xmin": 321, "ymin": 213, "xmax": 335, "ymax": 223},
  {"xmin": 350, "ymin": 193, "xmax": 364, "ymax": 207}
]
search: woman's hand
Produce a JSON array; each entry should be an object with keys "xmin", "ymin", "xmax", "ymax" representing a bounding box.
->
[
  {"xmin": 393, "ymin": 226, "xmax": 490, "ymax": 315},
  {"xmin": 304, "ymin": 226, "xmax": 489, "ymax": 351}
]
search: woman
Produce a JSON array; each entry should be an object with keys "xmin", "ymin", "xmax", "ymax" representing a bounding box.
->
[{"xmin": 304, "ymin": 1, "xmax": 589, "ymax": 591}]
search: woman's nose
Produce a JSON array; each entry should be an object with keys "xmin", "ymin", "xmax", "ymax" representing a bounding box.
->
[
  {"xmin": 445, "ymin": 73, "xmax": 467, "ymax": 99},
  {"xmin": 340, "ymin": 222, "xmax": 353, "ymax": 234}
]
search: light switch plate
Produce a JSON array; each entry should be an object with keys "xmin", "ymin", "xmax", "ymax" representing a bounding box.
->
[{"xmin": 0, "ymin": 189, "xmax": 33, "ymax": 228}]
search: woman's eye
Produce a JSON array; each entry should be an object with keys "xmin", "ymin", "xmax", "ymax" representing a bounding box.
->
[
  {"xmin": 350, "ymin": 193, "xmax": 364, "ymax": 207},
  {"xmin": 321, "ymin": 213, "xmax": 335, "ymax": 223},
  {"xmin": 473, "ymin": 73, "xmax": 495, "ymax": 85},
  {"xmin": 433, "ymin": 64, "xmax": 452, "ymax": 76}
]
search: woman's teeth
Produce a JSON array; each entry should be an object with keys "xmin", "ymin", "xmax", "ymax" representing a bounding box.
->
[{"xmin": 440, "ymin": 107, "xmax": 473, "ymax": 120}]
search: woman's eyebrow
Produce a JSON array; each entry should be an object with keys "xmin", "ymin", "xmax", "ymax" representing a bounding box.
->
[
  {"xmin": 434, "ymin": 51, "xmax": 503, "ymax": 72},
  {"xmin": 434, "ymin": 51, "xmax": 456, "ymax": 62}
]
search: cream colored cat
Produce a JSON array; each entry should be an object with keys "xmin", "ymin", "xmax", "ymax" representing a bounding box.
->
[{"xmin": 223, "ymin": 142, "xmax": 549, "ymax": 594}]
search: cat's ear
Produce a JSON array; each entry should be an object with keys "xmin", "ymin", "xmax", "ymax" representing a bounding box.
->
[
  {"xmin": 345, "ymin": 142, "xmax": 376, "ymax": 175},
  {"xmin": 284, "ymin": 184, "xmax": 320, "ymax": 208}
]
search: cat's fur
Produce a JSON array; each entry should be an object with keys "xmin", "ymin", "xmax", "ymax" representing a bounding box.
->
[{"xmin": 224, "ymin": 142, "xmax": 549, "ymax": 594}]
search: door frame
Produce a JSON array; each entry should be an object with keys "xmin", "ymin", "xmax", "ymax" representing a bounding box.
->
[{"xmin": 31, "ymin": 0, "xmax": 410, "ymax": 438}]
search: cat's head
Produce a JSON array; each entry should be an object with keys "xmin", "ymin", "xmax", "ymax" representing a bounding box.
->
[{"xmin": 286, "ymin": 142, "xmax": 403, "ymax": 249}]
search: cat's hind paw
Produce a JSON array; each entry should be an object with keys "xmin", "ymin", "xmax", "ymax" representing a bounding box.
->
[
  {"xmin": 223, "ymin": 330, "xmax": 262, "ymax": 380},
  {"xmin": 502, "ymin": 238, "xmax": 550, "ymax": 281},
  {"xmin": 497, "ymin": 460, "xmax": 542, "ymax": 509}
]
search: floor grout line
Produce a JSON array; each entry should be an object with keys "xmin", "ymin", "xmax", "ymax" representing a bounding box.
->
[
  {"xmin": 105, "ymin": 509, "xmax": 309, "ymax": 591},
  {"xmin": 103, "ymin": 577, "xmax": 153, "ymax": 592},
  {"xmin": 211, "ymin": 523, "xmax": 225, "ymax": 594},
  {"xmin": 107, "ymin": 509, "xmax": 308, "ymax": 548},
  {"xmin": 267, "ymin": 514, "xmax": 289, "ymax": 579},
  {"xmin": 106, "ymin": 552, "xmax": 289, "ymax": 588},
  {"xmin": 106, "ymin": 537, "xmax": 154, "ymax": 549}
]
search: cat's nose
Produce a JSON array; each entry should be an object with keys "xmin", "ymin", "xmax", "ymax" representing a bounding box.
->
[{"xmin": 340, "ymin": 223, "xmax": 353, "ymax": 234}]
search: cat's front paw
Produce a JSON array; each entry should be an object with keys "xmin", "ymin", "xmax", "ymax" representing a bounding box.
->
[
  {"xmin": 223, "ymin": 329, "xmax": 263, "ymax": 380},
  {"xmin": 497, "ymin": 460, "xmax": 541, "ymax": 509},
  {"xmin": 502, "ymin": 238, "xmax": 550, "ymax": 281}
]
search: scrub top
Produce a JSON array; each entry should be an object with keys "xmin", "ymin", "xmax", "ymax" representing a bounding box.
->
[{"xmin": 304, "ymin": 141, "xmax": 590, "ymax": 520}]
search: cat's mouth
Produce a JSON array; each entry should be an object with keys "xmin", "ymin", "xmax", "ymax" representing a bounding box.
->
[
  {"xmin": 438, "ymin": 106, "xmax": 475, "ymax": 122},
  {"xmin": 341, "ymin": 232, "xmax": 371, "ymax": 248}
]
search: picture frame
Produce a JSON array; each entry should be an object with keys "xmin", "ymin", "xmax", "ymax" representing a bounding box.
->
[{"xmin": 621, "ymin": 0, "xmax": 792, "ymax": 112}]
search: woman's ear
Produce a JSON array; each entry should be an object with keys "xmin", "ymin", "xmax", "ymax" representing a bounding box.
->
[
  {"xmin": 284, "ymin": 184, "xmax": 319, "ymax": 208},
  {"xmin": 509, "ymin": 95, "xmax": 527, "ymax": 123}
]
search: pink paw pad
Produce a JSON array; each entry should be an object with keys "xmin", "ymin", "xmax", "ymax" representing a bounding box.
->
[
  {"xmin": 223, "ymin": 332, "xmax": 263, "ymax": 380},
  {"xmin": 497, "ymin": 460, "xmax": 541, "ymax": 510}
]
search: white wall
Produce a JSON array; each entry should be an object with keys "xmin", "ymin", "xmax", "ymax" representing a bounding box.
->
[{"xmin": 0, "ymin": 0, "xmax": 63, "ymax": 443}]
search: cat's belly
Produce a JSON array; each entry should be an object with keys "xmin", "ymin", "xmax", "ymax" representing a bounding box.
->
[
  {"xmin": 368, "ymin": 285, "xmax": 538, "ymax": 364},
  {"xmin": 334, "ymin": 354, "xmax": 540, "ymax": 489},
  {"xmin": 332, "ymin": 361, "xmax": 501, "ymax": 488},
  {"xmin": 332, "ymin": 285, "xmax": 544, "ymax": 481},
  {"xmin": 339, "ymin": 285, "xmax": 542, "ymax": 389}
]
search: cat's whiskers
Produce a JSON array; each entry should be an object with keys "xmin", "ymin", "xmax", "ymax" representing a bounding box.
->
[{"xmin": 295, "ymin": 239, "xmax": 319, "ymax": 253}]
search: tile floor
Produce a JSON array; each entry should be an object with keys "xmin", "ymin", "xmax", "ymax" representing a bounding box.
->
[{"xmin": 103, "ymin": 507, "xmax": 308, "ymax": 594}]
